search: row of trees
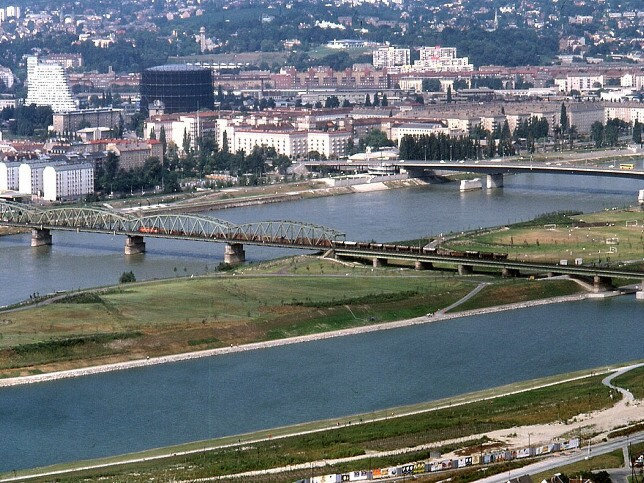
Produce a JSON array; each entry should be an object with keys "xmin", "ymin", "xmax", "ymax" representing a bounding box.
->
[
  {"xmin": 0, "ymin": 105, "xmax": 53, "ymax": 137},
  {"xmin": 590, "ymin": 118, "xmax": 630, "ymax": 148},
  {"xmin": 399, "ymin": 133, "xmax": 499, "ymax": 161}
]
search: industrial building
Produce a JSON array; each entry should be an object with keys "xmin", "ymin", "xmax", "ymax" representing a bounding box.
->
[{"xmin": 140, "ymin": 64, "xmax": 214, "ymax": 114}]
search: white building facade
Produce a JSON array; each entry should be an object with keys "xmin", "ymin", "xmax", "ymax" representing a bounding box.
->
[
  {"xmin": 372, "ymin": 47, "xmax": 411, "ymax": 69},
  {"xmin": 25, "ymin": 56, "xmax": 76, "ymax": 113},
  {"xmin": 0, "ymin": 160, "xmax": 20, "ymax": 190},
  {"xmin": 42, "ymin": 163, "xmax": 94, "ymax": 201}
]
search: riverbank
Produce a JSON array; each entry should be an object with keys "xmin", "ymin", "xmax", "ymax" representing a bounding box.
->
[
  {"xmin": 4, "ymin": 362, "xmax": 641, "ymax": 482},
  {"xmin": 119, "ymin": 177, "xmax": 430, "ymax": 215},
  {"xmin": 0, "ymin": 286, "xmax": 598, "ymax": 388}
]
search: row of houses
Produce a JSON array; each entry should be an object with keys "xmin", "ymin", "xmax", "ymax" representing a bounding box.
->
[
  {"xmin": 142, "ymin": 101, "xmax": 644, "ymax": 158},
  {"xmin": 0, "ymin": 158, "xmax": 94, "ymax": 201}
]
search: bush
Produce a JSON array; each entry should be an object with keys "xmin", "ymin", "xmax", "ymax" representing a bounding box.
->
[{"xmin": 119, "ymin": 271, "xmax": 136, "ymax": 283}]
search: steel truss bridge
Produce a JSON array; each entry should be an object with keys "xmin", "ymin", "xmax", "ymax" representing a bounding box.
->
[
  {"xmin": 1, "ymin": 201, "xmax": 642, "ymax": 283},
  {"xmin": 0, "ymin": 201, "xmax": 345, "ymax": 249}
]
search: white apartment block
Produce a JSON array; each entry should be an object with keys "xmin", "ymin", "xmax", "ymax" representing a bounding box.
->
[
  {"xmin": 620, "ymin": 73, "xmax": 644, "ymax": 90},
  {"xmin": 233, "ymin": 129, "xmax": 309, "ymax": 158},
  {"xmin": 0, "ymin": 160, "xmax": 20, "ymax": 190},
  {"xmin": 25, "ymin": 56, "xmax": 76, "ymax": 113},
  {"xmin": 145, "ymin": 113, "xmax": 216, "ymax": 154},
  {"xmin": 604, "ymin": 104, "xmax": 644, "ymax": 125},
  {"xmin": 389, "ymin": 123, "xmax": 450, "ymax": 145},
  {"xmin": 412, "ymin": 46, "xmax": 474, "ymax": 72},
  {"xmin": 223, "ymin": 125, "xmax": 352, "ymax": 159},
  {"xmin": 42, "ymin": 163, "xmax": 94, "ymax": 201},
  {"xmin": 18, "ymin": 161, "xmax": 65, "ymax": 196},
  {"xmin": 554, "ymin": 75, "xmax": 604, "ymax": 93},
  {"xmin": 372, "ymin": 47, "xmax": 411, "ymax": 69},
  {"xmin": 307, "ymin": 131, "xmax": 352, "ymax": 158}
]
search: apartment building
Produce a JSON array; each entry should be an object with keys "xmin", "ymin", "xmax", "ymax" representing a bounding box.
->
[
  {"xmin": 25, "ymin": 56, "xmax": 76, "ymax": 113},
  {"xmin": 372, "ymin": 47, "xmax": 411, "ymax": 69},
  {"xmin": 554, "ymin": 75, "xmax": 604, "ymax": 93},
  {"xmin": 42, "ymin": 163, "xmax": 94, "ymax": 201},
  {"xmin": 0, "ymin": 160, "xmax": 20, "ymax": 190}
]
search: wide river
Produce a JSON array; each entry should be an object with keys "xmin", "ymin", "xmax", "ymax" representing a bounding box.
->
[
  {"xmin": 0, "ymin": 173, "xmax": 641, "ymax": 306},
  {"xmin": 0, "ymin": 297, "xmax": 642, "ymax": 472},
  {"xmin": 0, "ymin": 172, "xmax": 642, "ymax": 472}
]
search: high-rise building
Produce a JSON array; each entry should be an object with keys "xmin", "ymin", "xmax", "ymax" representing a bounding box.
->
[
  {"xmin": 414, "ymin": 47, "xmax": 474, "ymax": 72},
  {"xmin": 25, "ymin": 56, "xmax": 76, "ymax": 113},
  {"xmin": 372, "ymin": 47, "xmax": 411, "ymax": 69},
  {"xmin": 140, "ymin": 64, "xmax": 214, "ymax": 115}
]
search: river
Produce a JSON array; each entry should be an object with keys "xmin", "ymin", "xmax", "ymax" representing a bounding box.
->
[
  {"xmin": 0, "ymin": 173, "xmax": 641, "ymax": 306},
  {"xmin": 0, "ymin": 296, "xmax": 642, "ymax": 472}
]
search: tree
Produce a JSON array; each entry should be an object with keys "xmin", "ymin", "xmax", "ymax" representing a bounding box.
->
[
  {"xmin": 159, "ymin": 126, "xmax": 167, "ymax": 157},
  {"xmin": 182, "ymin": 128, "xmax": 191, "ymax": 154},
  {"xmin": 446, "ymin": 86, "xmax": 452, "ymax": 103},
  {"xmin": 362, "ymin": 129, "xmax": 395, "ymax": 150},
  {"xmin": 365, "ymin": 94, "xmax": 371, "ymax": 107},
  {"xmin": 591, "ymin": 121, "xmax": 604, "ymax": 148},
  {"xmin": 222, "ymin": 131, "xmax": 229, "ymax": 153},
  {"xmin": 149, "ymin": 126, "xmax": 156, "ymax": 140},
  {"xmin": 560, "ymin": 103, "xmax": 569, "ymax": 133},
  {"xmin": 119, "ymin": 271, "xmax": 136, "ymax": 283},
  {"xmin": 422, "ymin": 79, "xmax": 441, "ymax": 92},
  {"xmin": 381, "ymin": 94, "xmax": 388, "ymax": 107},
  {"xmin": 324, "ymin": 96, "xmax": 340, "ymax": 108},
  {"xmin": 373, "ymin": 93, "xmax": 380, "ymax": 106},
  {"xmin": 342, "ymin": 99, "xmax": 352, "ymax": 108},
  {"xmin": 633, "ymin": 120, "xmax": 642, "ymax": 144}
]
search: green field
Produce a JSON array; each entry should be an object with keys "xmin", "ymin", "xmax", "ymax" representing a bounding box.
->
[
  {"xmin": 0, "ymin": 252, "xmax": 595, "ymax": 377},
  {"xmin": 0, "ymin": 257, "xmax": 478, "ymax": 376},
  {"xmin": 448, "ymin": 278, "xmax": 583, "ymax": 312},
  {"xmin": 7, "ymin": 371, "xmax": 622, "ymax": 481},
  {"xmin": 613, "ymin": 366, "xmax": 644, "ymax": 400},
  {"xmin": 443, "ymin": 209, "xmax": 644, "ymax": 266}
]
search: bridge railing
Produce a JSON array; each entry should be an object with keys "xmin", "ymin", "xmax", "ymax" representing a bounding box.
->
[{"xmin": 0, "ymin": 202, "xmax": 346, "ymax": 247}]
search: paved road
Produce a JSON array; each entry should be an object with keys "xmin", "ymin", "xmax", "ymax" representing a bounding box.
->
[{"xmin": 476, "ymin": 433, "xmax": 644, "ymax": 483}]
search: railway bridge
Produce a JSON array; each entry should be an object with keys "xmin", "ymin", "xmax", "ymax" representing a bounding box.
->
[
  {"xmin": 1, "ymin": 201, "xmax": 642, "ymax": 296},
  {"xmin": 0, "ymin": 201, "xmax": 345, "ymax": 264}
]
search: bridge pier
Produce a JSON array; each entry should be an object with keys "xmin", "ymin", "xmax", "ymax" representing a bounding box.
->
[
  {"xmin": 415, "ymin": 260, "xmax": 433, "ymax": 270},
  {"xmin": 372, "ymin": 257, "xmax": 387, "ymax": 268},
  {"xmin": 636, "ymin": 280, "xmax": 644, "ymax": 301},
  {"xmin": 124, "ymin": 235, "xmax": 146, "ymax": 255},
  {"xmin": 31, "ymin": 228, "xmax": 52, "ymax": 247},
  {"xmin": 486, "ymin": 173, "xmax": 504, "ymax": 189},
  {"xmin": 502, "ymin": 267, "xmax": 520, "ymax": 277},
  {"xmin": 224, "ymin": 243, "xmax": 245, "ymax": 265},
  {"xmin": 458, "ymin": 264, "xmax": 473, "ymax": 275},
  {"xmin": 593, "ymin": 275, "xmax": 614, "ymax": 292}
]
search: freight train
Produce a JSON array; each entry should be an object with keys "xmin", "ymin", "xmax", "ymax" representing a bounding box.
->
[
  {"xmin": 134, "ymin": 226, "xmax": 509, "ymax": 259},
  {"xmin": 297, "ymin": 438, "xmax": 580, "ymax": 483},
  {"xmin": 332, "ymin": 240, "xmax": 509, "ymax": 260}
]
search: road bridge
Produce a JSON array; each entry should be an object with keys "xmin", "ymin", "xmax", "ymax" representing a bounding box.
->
[
  {"xmin": 304, "ymin": 159, "xmax": 644, "ymax": 189},
  {"xmin": 0, "ymin": 201, "xmax": 345, "ymax": 264}
]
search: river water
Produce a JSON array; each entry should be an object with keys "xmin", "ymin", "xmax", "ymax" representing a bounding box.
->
[
  {"xmin": 0, "ymin": 173, "xmax": 642, "ymax": 471},
  {"xmin": 0, "ymin": 297, "xmax": 642, "ymax": 472},
  {"xmin": 1, "ymin": 173, "xmax": 641, "ymax": 306}
]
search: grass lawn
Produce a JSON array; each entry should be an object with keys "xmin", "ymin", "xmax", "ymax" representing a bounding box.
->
[
  {"xmin": 612, "ymin": 366, "xmax": 644, "ymax": 400},
  {"xmin": 531, "ymin": 449, "xmax": 625, "ymax": 482},
  {"xmin": 0, "ymin": 257, "xmax": 476, "ymax": 375},
  {"xmin": 443, "ymin": 209, "xmax": 644, "ymax": 265},
  {"xmin": 11, "ymin": 373, "xmax": 619, "ymax": 481},
  {"xmin": 448, "ymin": 279, "xmax": 584, "ymax": 312}
]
